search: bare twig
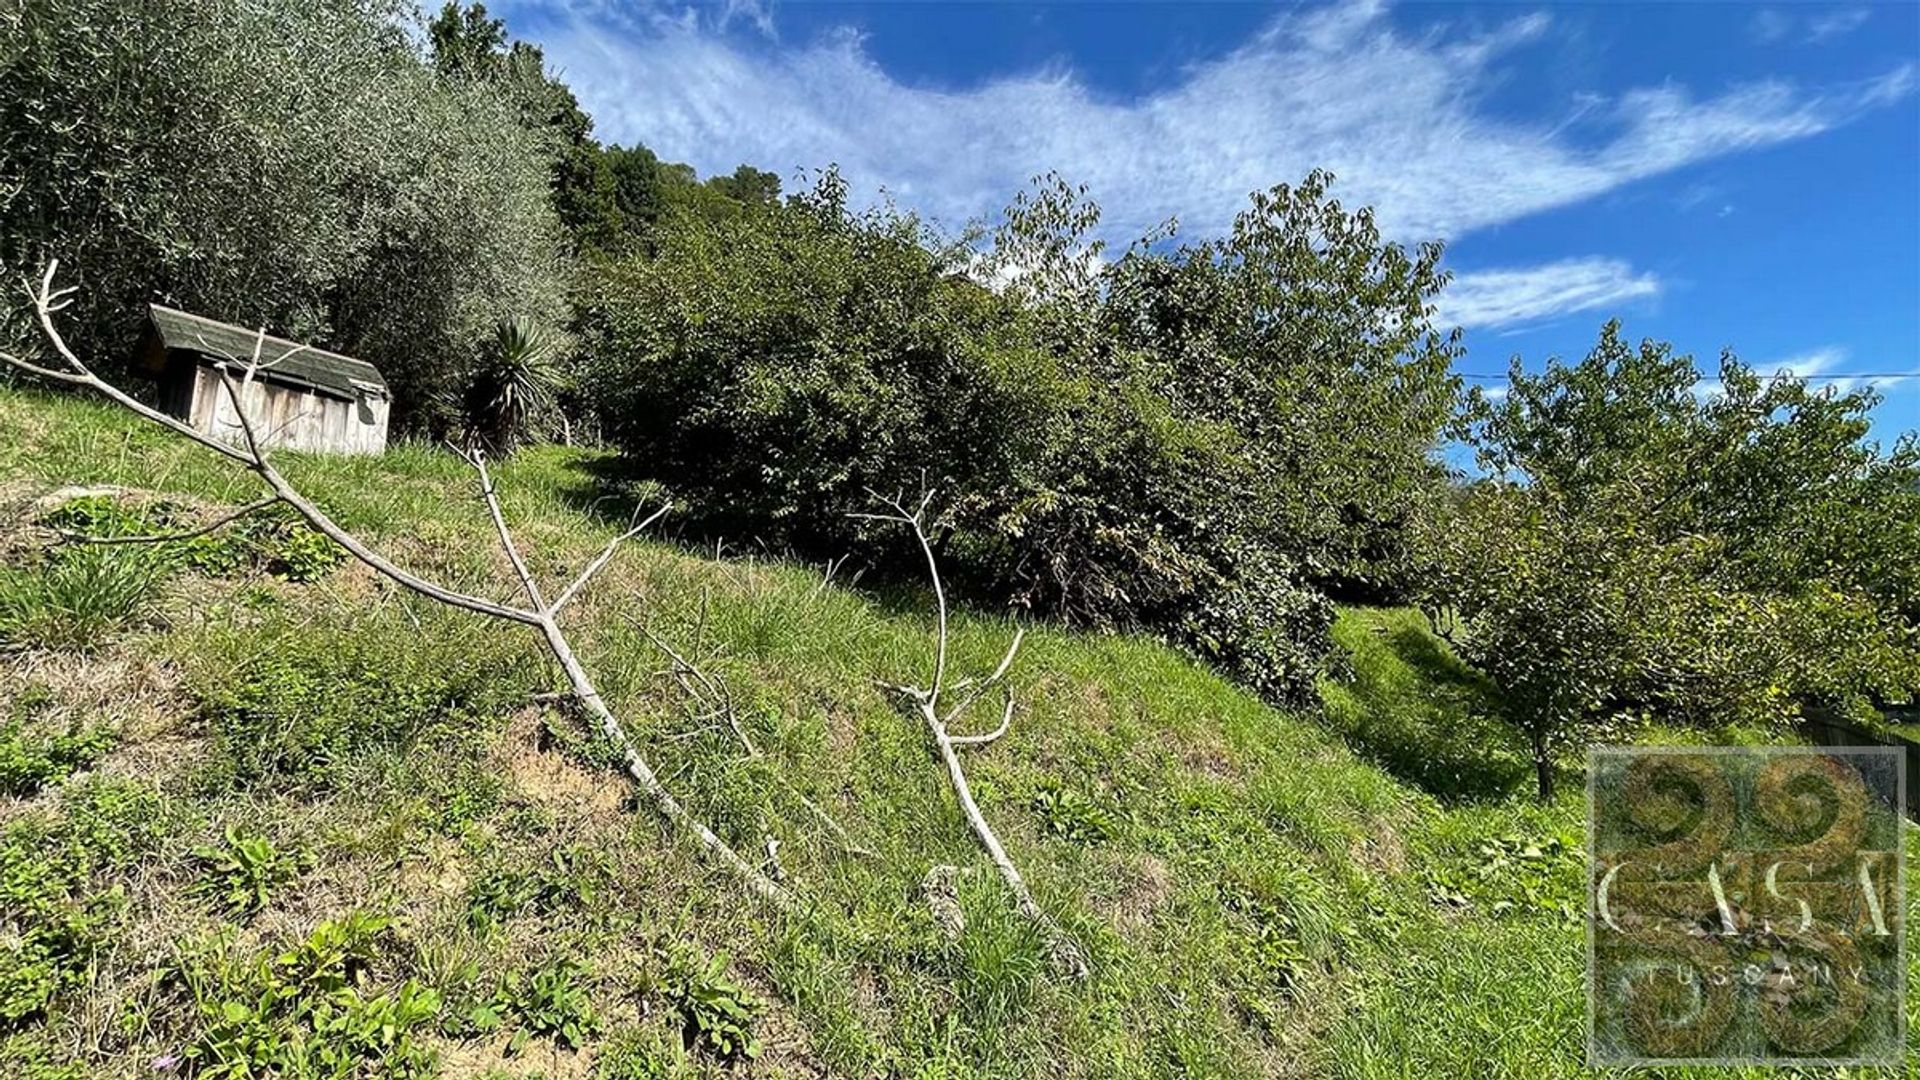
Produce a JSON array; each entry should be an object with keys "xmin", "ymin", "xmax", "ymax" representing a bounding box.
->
[
  {"xmin": 948, "ymin": 697, "xmax": 1015, "ymax": 747},
  {"xmin": 852, "ymin": 486, "xmax": 947, "ymax": 698},
  {"xmin": 455, "ymin": 444, "xmax": 546, "ymax": 610},
  {"xmin": 552, "ymin": 505, "xmax": 669, "ymax": 614},
  {"xmin": 764, "ymin": 834, "xmax": 785, "ymax": 881},
  {"xmin": 638, "ymin": 620, "xmax": 754, "ymax": 756},
  {"xmin": 638, "ymin": 614, "xmax": 875, "ymax": 859},
  {"xmin": 814, "ymin": 554, "xmax": 848, "ymax": 596},
  {"xmin": 945, "ymin": 628, "xmax": 1024, "ymax": 727},
  {"xmin": 3, "ymin": 261, "xmax": 790, "ymax": 909},
  {"xmin": 861, "ymin": 487, "xmax": 1088, "ymax": 978},
  {"xmin": 55, "ymin": 495, "xmax": 281, "ymax": 545}
]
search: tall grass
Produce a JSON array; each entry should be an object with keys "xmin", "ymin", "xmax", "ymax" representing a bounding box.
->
[{"xmin": 0, "ymin": 546, "xmax": 168, "ymax": 652}]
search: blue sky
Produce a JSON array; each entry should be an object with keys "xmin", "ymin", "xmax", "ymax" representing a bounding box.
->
[{"xmin": 493, "ymin": 0, "xmax": 1920, "ymax": 440}]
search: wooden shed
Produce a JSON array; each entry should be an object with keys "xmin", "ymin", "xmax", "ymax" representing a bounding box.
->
[{"xmin": 136, "ymin": 304, "xmax": 389, "ymax": 455}]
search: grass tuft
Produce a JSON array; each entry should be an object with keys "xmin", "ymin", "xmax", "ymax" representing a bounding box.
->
[{"xmin": 0, "ymin": 545, "xmax": 169, "ymax": 653}]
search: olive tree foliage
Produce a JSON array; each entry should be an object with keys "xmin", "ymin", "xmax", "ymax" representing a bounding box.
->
[
  {"xmin": 1434, "ymin": 322, "xmax": 1920, "ymax": 798},
  {"xmin": 0, "ymin": 0, "xmax": 569, "ymax": 430},
  {"xmin": 425, "ymin": 1, "xmax": 625, "ymax": 254},
  {"xmin": 581, "ymin": 170, "xmax": 1460, "ymax": 705}
]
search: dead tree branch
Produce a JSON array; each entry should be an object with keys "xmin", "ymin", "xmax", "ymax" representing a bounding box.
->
[
  {"xmin": 55, "ymin": 495, "xmax": 282, "ymax": 545},
  {"xmin": 1, "ymin": 260, "xmax": 790, "ymax": 909},
  {"xmin": 552, "ymin": 506, "xmax": 669, "ymax": 614},
  {"xmin": 638, "ymin": 622, "xmax": 754, "ymax": 755},
  {"xmin": 858, "ymin": 487, "xmax": 1088, "ymax": 978}
]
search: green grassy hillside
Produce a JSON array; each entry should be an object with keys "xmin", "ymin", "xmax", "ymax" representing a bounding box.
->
[{"xmin": 0, "ymin": 386, "xmax": 1903, "ymax": 1078}]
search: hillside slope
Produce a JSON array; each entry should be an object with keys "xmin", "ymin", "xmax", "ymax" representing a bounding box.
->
[{"xmin": 0, "ymin": 386, "xmax": 1866, "ymax": 1078}]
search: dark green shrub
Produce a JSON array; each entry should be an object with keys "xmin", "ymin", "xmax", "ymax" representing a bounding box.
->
[
  {"xmin": 582, "ymin": 169, "xmax": 1021, "ymax": 555},
  {"xmin": 1179, "ymin": 550, "xmax": 1337, "ymax": 707},
  {"xmin": 582, "ymin": 171, "xmax": 1456, "ymax": 706}
]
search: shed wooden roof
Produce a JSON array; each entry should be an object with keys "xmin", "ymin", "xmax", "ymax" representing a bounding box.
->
[{"xmin": 145, "ymin": 305, "xmax": 387, "ymax": 401}]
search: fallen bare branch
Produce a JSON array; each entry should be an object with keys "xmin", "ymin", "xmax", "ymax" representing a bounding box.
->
[
  {"xmin": 4, "ymin": 260, "xmax": 790, "ymax": 909},
  {"xmin": 947, "ymin": 697, "xmax": 1015, "ymax": 747},
  {"xmin": 199, "ymin": 364, "xmax": 537, "ymax": 624},
  {"xmin": 552, "ymin": 505, "xmax": 669, "ymax": 614},
  {"xmin": 638, "ymin": 621, "xmax": 755, "ymax": 757},
  {"xmin": 862, "ymin": 486, "xmax": 1088, "ymax": 978},
  {"xmin": 945, "ymin": 628, "xmax": 1024, "ymax": 726},
  {"xmin": 638, "ymin": 614, "xmax": 875, "ymax": 859}
]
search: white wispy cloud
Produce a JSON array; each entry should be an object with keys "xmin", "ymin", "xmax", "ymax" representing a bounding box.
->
[
  {"xmin": 1689, "ymin": 346, "xmax": 1915, "ymax": 402},
  {"xmin": 1441, "ymin": 258, "xmax": 1661, "ymax": 330},
  {"xmin": 504, "ymin": 1, "xmax": 1907, "ymax": 241},
  {"xmin": 715, "ymin": 0, "xmax": 774, "ymax": 38},
  {"xmin": 1754, "ymin": 6, "xmax": 1874, "ymax": 45},
  {"xmin": 1809, "ymin": 8, "xmax": 1873, "ymax": 43},
  {"xmin": 1757, "ymin": 347, "xmax": 1914, "ymax": 393},
  {"xmin": 499, "ymin": 0, "xmax": 1910, "ymax": 327}
]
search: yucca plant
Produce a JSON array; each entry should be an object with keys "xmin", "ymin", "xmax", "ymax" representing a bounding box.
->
[{"xmin": 461, "ymin": 317, "xmax": 564, "ymax": 455}]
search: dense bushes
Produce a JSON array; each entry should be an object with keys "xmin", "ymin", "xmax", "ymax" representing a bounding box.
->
[
  {"xmin": 581, "ymin": 172, "xmax": 1457, "ymax": 703},
  {"xmin": 0, "ymin": 0, "xmax": 569, "ymax": 430},
  {"xmin": 3, "ymin": 0, "xmax": 1458, "ymax": 703},
  {"xmin": 582, "ymin": 171, "xmax": 1025, "ymax": 549},
  {"xmin": 1431, "ymin": 322, "xmax": 1920, "ymax": 796}
]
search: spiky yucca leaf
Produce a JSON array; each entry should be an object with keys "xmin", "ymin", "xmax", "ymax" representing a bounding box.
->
[{"xmin": 463, "ymin": 316, "xmax": 563, "ymax": 454}]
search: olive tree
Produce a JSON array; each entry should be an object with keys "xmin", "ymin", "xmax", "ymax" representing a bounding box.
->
[{"xmin": 0, "ymin": 0, "xmax": 569, "ymax": 428}]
